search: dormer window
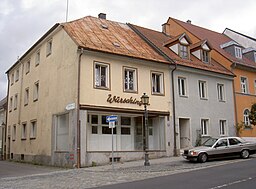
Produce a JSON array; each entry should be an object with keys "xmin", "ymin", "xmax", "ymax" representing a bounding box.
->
[
  {"xmin": 235, "ymin": 46, "xmax": 242, "ymax": 59},
  {"xmin": 179, "ymin": 44, "xmax": 189, "ymax": 59}
]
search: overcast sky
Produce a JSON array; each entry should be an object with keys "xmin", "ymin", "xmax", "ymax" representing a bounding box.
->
[{"xmin": 0, "ymin": 0, "xmax": 256, "ymax": 100}]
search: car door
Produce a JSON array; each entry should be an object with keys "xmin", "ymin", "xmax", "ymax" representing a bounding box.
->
[
  {"xmin": 211, "ymin": 139, "xmax": 228, "ymax": 158},
  {"xmin": 228, "ymin": 138, "xmax": 243, "ymax": 156}
]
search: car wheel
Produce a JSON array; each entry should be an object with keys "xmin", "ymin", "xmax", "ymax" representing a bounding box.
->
[
  {"xmin": 241, "ymin": 149, "xmax": 250, "ymax": 159},
  {"xmin": 198, "ymin": 153, "xmax": 208, "ymax": 163}
]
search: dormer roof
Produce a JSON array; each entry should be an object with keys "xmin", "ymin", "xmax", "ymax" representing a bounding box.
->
[
  {"xmin": 243, "ymin": 47, "xmax": 256, "ymax": 54},
  {"xmin": 190, "ymin": 40, "xmax": 212, "ymax": 52},
  {"xmin": 220, "ymin": 41, "xmax": 242, "ymax": 49},
  {"xmin": 163, "ymin": 33, "xmax": 192, "ymax": 47}
]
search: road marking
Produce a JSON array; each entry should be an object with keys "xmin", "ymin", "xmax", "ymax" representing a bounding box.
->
[{"xmin": 209, "ymin": 177, "xmax": 254, "ymax": 189}]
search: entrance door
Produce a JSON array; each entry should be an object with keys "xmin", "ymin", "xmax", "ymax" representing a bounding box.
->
[{"xmin": 179, "ymin": 118, "xmax": 190, "ymax": 149}]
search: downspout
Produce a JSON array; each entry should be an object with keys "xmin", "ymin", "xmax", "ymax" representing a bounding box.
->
[
  {"xmin": 171, "ymin": 63, "xmax": 178, "ymax": 156},
  {"xmin": 231, "ymin": 62, "xmax": 238, "ymax": 133},
  {"xmin": 76, "ymin": 47, "xmax": 84, "ymax": 168}
]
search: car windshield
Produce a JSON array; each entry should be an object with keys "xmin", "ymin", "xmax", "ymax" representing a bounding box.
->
[{"xmin": 202, "ymin": 138, "xmax": 218, "ymax": 147}]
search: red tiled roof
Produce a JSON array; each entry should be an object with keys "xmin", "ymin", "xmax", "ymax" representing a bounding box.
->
[
  {"xmin": 130, "ymin": 24, "xmax": 234, "ymax": 76},
  {"xmin": 62, "ymin": 16, "xmax": 169, "ymax": 64},
  {"xmin": 170, "ymin": 17, "xmax": 256, "ymax": 69}
]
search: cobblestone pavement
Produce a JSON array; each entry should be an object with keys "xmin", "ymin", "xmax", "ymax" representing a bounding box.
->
[{"xmin": 0, "ymin": 156, "xmax": 254, "ymax": 189}]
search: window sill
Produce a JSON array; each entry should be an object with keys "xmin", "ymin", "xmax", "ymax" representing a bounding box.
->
[
  {"xmin": 30, "ymin": 137, "xmax": 36, "ymax": 140},
  {"xmin": 200, "ymin": 97, "xmax": 208, "ymax": 101},
  {"xmin": 218, "ymin": 100, "xmax": 226, "ymax": 103},
  {"xmin": 21, "ymin": 138, "xmax": 27, "ymax": 140},
  {"xmin": 152, "ymin": 92, "xmax": 164, "ymax": 96},
  {"xmin": 94, "ymin": 86, "xmax": 110, "ymax": 90},
  {"xmin": 179, "ymin": 95, "xmax": 188, "ymax": 98}
]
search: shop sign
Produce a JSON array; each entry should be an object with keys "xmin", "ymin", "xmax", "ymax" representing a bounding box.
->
[{"xmin": 107, "ymin": 94, "xmax": 142, "ymax": 106}]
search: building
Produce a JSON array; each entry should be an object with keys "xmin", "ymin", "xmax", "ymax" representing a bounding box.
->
[
  {"xmin": 0, "ymin": 97, "xmax": 7, "ymax": 160},
  {"xmin": 5, "ymin": 14, "xmax": 173, "ymax": 167},
  {"xmin": 129, "ymin": 23, "xmax": 236, "ymax": 153},
  {"xmin": 223, "ymin": 28, "xmax": 256, "ymax": 49},
  {"xmin": 164, "ymin": 17, "xmax": 256, "ymax": 137}
]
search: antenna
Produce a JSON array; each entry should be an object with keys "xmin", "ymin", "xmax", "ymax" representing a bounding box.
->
[{"xmin": 65, "ymin": 0, "xmax": 69, "ymax": 22}]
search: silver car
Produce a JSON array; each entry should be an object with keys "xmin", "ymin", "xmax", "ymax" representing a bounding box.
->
[{"xmin": 182, "ymin": 137, "xmax": 256, "ymax": 163}]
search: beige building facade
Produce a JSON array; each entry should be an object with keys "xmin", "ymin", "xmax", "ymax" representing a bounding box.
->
[{"xmin": 5, "ymin": 15, "xmax": 173, "ymax": 167}]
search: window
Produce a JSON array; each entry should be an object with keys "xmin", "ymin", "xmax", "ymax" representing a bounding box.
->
[
  {"xmin": 202, "ymin": 50, "xmax": 209, "ymax": 63},
  {"xmin": 102, "ymin": 115, "xmax": 116, "ymax": 134},
  {"xmin": 91, "ymin": 115, "xmax": 98, "ymax": 134},
  {"xmin": 179, "ymin": 44, "xmax": 188, "ymax": 59},
  {"xmin": 33, "ymin": 81, "xmax": 39, "ymax": 101},
  {"xmin": 24, "ymin": 88, "xmax": 29, "ymax": 106},
  {"xmin": 9, "ymin": 97, "xmax": 13, "ymax": 112},
  {"xmin": 244, "ymin": 109, "xmax": 250, "ymax": 126},
  {"xmin": 199, "ymin": 80, "xmax": 207, "ymax": 99},
  {"xmin": 121, "ymin": 117, "xmax": 131, "ymax": 135},
  {"xmin": 25, "ymin": 60, "xmax": 30, "ymax": 74},
  {"xmin": 235, "ymin": 46, "xmax": 242, "ymax": 59},
  {"xmin": 240, "ymin": 77, "xmax": 248, "ymax": 94},
  {"xmin": 229, "ymin": 138, "xmax": 241, "ymax": 146},
  {"xmin": 11, "ymin": 73, "xmax": 14, "ymax": 85},
  {"xmin": 201, "ymin": 119, "xmax": 209, "ymax": 136},
  {"xmin": 46, "ymin": 40, "xmax": 52, "ymax": 56},
  {"xmin": 35, "ymin": 50, "xmax": 40, "ymax": 66},
  {"xmin": 254, "ymin": 80, "xmax": 256, "ymax": 94},
  {"xmin": 30, "ymin": 121, "xmax": 37, "ymax": 139},
  {"xmin": 254, "ymin": 52, "xmax": 256, "ymax": 62},
  {"xmin": 15, "ymin": 69, "xmax": 19, "ymax": 82},
  {"xmin": 12, "ymin": 125, "xmax": 16, "ymax": 141},
  {"xmin": 217, "ymin": 83, "xmax": 225, "ymax": 101},
  {"xmin": 21, "ymin": 123, "xmax": 27, "ymax": 140},
  {"xmin": 56, "ymin": 113, "xmax": 69, "ymax": 151},
  {"xmin": 14, "ymin": 94, "xmax": 18, "ymax": 110},
  {"xmin": 219, "ymin": 120, "xmax": 226, "ymax": 136},
  {"xmin": 151, "ymin": 71, "xmax": 164, "ymax": 94},
  {"xmin": 94, "ymin": 62, "xmax": 109, "ymax": 89},
  {"xmin": 178, "ymin": 77, "xmax": 187, "ymax": 96},
  {"xmin": 215, "ymin": 139, "xmax": 228, "ymax": 147},
  {"xmin": 124, "ymin": 67, "xmax": 137, "ymax": 92}
]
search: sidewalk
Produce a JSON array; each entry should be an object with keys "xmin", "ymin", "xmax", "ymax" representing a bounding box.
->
[{"xmin": 0, "ymin": 156, "xmax": 248, "ymax": 189}]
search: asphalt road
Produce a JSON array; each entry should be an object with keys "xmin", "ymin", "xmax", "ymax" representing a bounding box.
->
[
  {"xmin": 0, "ymin": 160, "xmax": 61, "ymax": 178},
  {"xmin": 92, "ymin": 158, "xmax": 256, "ymax": 189}
]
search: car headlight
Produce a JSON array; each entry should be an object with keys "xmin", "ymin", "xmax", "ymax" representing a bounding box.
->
[{"xmin": 189, "ymin": 151, "xmax": 197, "ymax": 156}]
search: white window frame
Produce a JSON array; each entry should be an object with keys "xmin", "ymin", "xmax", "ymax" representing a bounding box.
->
[
  {"xmin": 219, "ymin": 120, "xmax": 227, "ymax": 136},
  {"xmin": 124, "ymin": 67, "xmax": 137, "ymax": 92},
  {"xmin": 15, "ymin": 69, "xmax": 19, "ymax": 82},
  {"xmin": 46, "ymin": 39, "xmax": 52, "ymax": 56},
  {"xmin": 151, "ymin": 71, "xmax": 164, "ymax": 95},
  {"xmin": 178, "ymin": 77, "xmax": 187, "ymax": 97},
  {"xmin": 30, "ymin": 120, "xmax": 37, "ymax": 139},
  {"xmin": 12, "ymin": 125, "xmax": 16, "ymax": 141},
  {"xmin": 201, "ymin": 119, "xmax": 209, "ymax": 136},
  {"xmin": 94, "ymin": 62, "xmax": 110, "ymax": 89},
  {"xmin": 33, "ymin": 81, "xmax": 39, "ymax": 101},
  {"xmin": 35, "ymin": 50, "xmax": 40, "ymax": 66},
  {"xmin": 202, "ymin": 50, "xmax": 209, "ymax": 63},
  {"xmin": 14, "ymin": 93, "xmax": 18, "ymax": 110},
  {"xmin": 199, "ymin": 80, "xmax": 208, "ymax": 99},
  {"xmin": 11, "ymin": 73, "xmax": 14, "ymax": 85},
  {"xmin": 9, "ymin": 97, "xmax": 13, "ymax": 112},
  {"xmin": 244, "ymin": 109, "xmax": 250, "ymax": 126},
  {"xmin": 21, "ymin": 122, "xmax": 27, "ymax": 140},
  {"xmin": 26, "ymin": 60, "xmax": 30, "ymax": 74},
  {"xmin": 179, "ymin": 44, "xmax": 189, "ymax": 59},
  {"xmin": 217, "ymin": 83, "xmax": 225, "ymax": 101},
  {"xmin": 240, "ymin": 77, "xmax": 248, "ymax": 94},
  {"xmin": 235, "ymin": 46, "xmax": 242, "ymax": 59},
  {"xmin": 24, "ymin": 88, "xmax": 29, "ymax": 106}
]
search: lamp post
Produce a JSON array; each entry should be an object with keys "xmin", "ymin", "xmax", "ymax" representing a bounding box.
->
[{"xmin": 141, "ymin": 93, "xmax": 150, "ymax": 166}]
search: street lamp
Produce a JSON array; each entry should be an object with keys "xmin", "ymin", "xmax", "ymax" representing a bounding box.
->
[{"xmin": 141, "ymin": 93, "xmax": 150, "ymax": 166}]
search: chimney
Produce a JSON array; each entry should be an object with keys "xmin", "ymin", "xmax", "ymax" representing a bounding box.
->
[
  {"xmin": 98, "ymin": 13, "xmax": 106, "ymax": 19},
  {"xmin": 186, "ymin": 20, "xmax": 191, "ymax": 24}
]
